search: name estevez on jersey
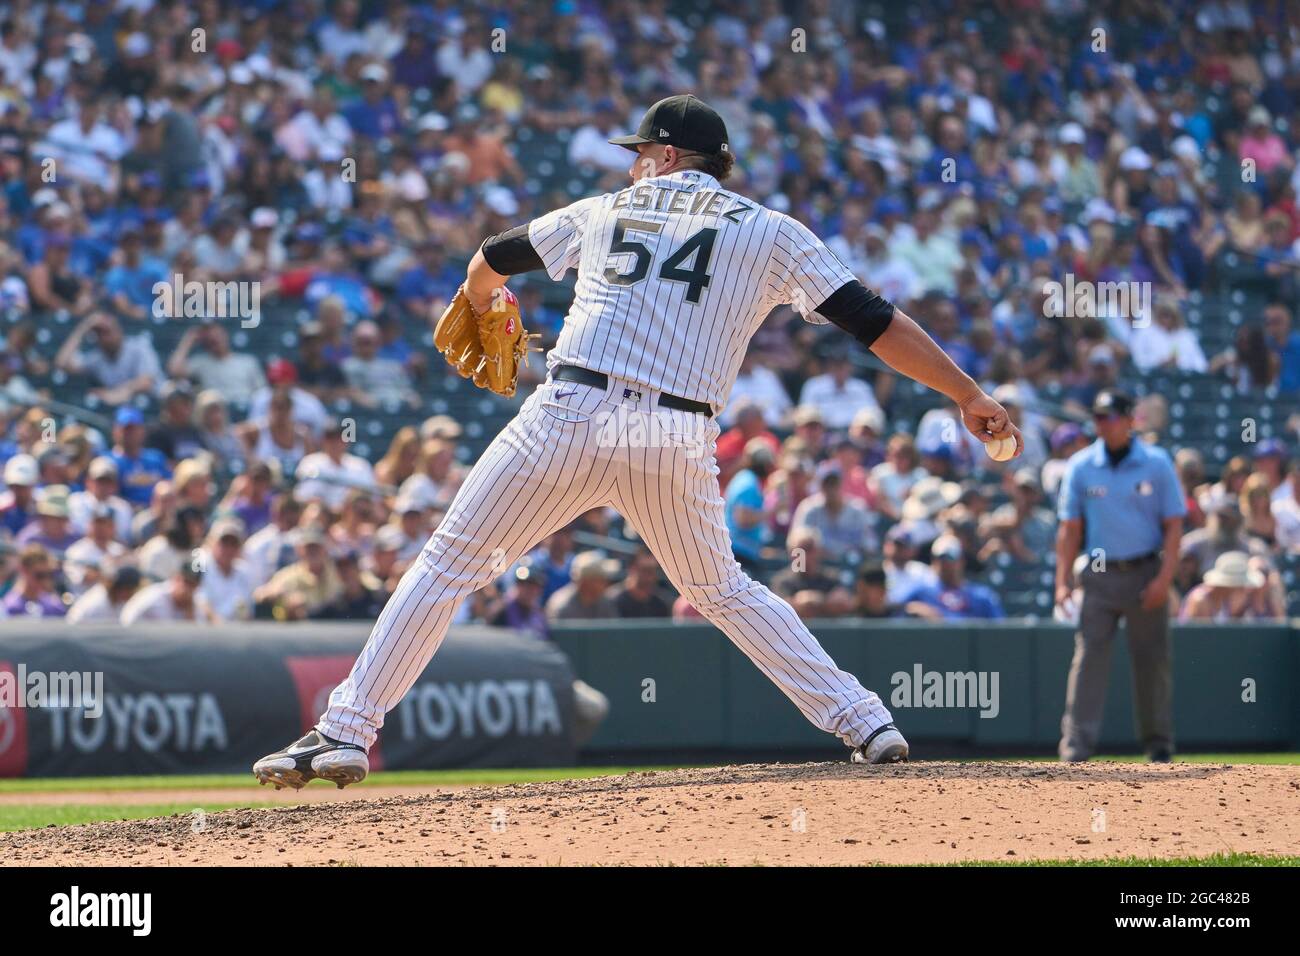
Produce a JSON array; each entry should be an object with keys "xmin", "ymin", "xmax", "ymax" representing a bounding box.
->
[{"xmin": 611, "ymin": 183, "xmax": 756, "ymax": 223}]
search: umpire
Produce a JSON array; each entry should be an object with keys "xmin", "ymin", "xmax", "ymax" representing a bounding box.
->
[{"xmin": 1054, "ymin": 390, "xmax": 1186, "ymax": 762}]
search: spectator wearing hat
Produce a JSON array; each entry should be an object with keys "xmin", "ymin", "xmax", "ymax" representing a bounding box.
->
[
  {"xmin": 101, "ymin": 225, "xmax": 167, "ymax": 322},
  {"xmin": 295, "ymin": 418, "xmax": 378, "ymax": 511},
  {"xmin": 365, "ymin": 523, "xmax": 408, "ymax": 595},
  {"xmin": 143, "ymin": 380, "xmax": 203, "ymax": 463},
  {"xmin": 167, "ymin": 324, "xmax": 266, "ymax": 405},
  {"xmin": 1005, "ymin": 468, "xmax": 1056, "ymax": 556},
  {"xmin": 1051, "ymin": 122, "xmax": 1101, "ymax": 205},
  {"xmin": 789, "ymin": 467, "xmax": 878, "ymax": 566},
  {"xmin": 54, "ymin": 312, "xmax": 163, "ymax": 403},
  {"xmin": 1055, "ymin": 390, "xmax": 1186, "ymax": 763},
  {"xmin": 254, "ymin": 525, "xmax": 342, "ymax": 620},
  {"xmin": 725, "ymin": 438, "xmax": 777, "ymax": 569},
  {"xmin": 0, "ymin": 453, "xmax": 38, "ymax": 536},
  {"xmin": 1179, "ymin": 551, "xmax": 1284, "ymax": 622},
  {"xmin": 64, "ymin": 503, "xmax": 128, "ymax": 595},
  {"xmin": 771, "ymin": 527, "xmax": 854, "ymax": 619},
  {"xmin": 798, "ymin": 352, "xmax": 884, "ymax": 431},
  {"xmin": 898, "ymin": 535, "xmax": 1003, "ymax": 620},
  {"xmin": 247, "ymin": 358, "xmax": 330, "ymax": 435},
  {"xmin": 67, "ymin": 566, "xmax": 144, "ymax": 624},
  {"xmin": 881, "ymin": 524, "xmax": 938, "ymax": 604},
  {"xmin": 545, "ymin": 550, "xmax": 620, "ymax": 621},
  {"xmin": 192, "ymin": 389, "xmax": 245, "ymax": 472},
  {"xmin": 67, "ymin": 456, "xmax": 133, "ymax": 542},
  {"xmin": 244, "ymin": 494, "xmax": 303, "ymax": 588},
  {"xmin": 316, "ymin": 550, "xmax": 386, "ymax": 621},
  {"xmin": 848, "ymin": 406, "xmax": 888, "ymax": 469},
  {"xmin": 239, "ymin": 389, "xmax": 315, "ymax": 478},
  {"xmin": 342, "ymin": 320, "xmax": 419, "ymax": 408},
  {"xmin": 1248, "ymin": 438, "xmax": 1288, "ymax": 501},
  {"xmin": 491, "ymin": 561, "xmax": 549, "ymax": 639},
  {"xmin": 108, "ymin": 406, "xmax": 172, "ymax": 507},
  {"xmin": 898, "ymin": 475, "xmax": 962, "ymax": 550},
  {"xmin": 197, "ymin": 518, "xmax": 256, "ymax": 620},
  {"xmin": 293, "ymin": 322, "xmax": 348, "ymax": 398},
  {"xmin": 172, "ymin": 457, "xmax": 214, "ymax": 513},
  {"xmin": 121, "ymin": 561, "xmax": 215, "ymax": 625},
  {"xmin": 387, "ymin": 495, "xmax": 432, "ymax": 567},
  {"xmin": 2, "ymin": 544, "xmax": 66, "ymax": 618},
  {"xmin": 16, "ymin": 484, "xmax": 77, "ymax": 556},
  {"xmin": 851, "ymin": 559, "xmax": 901, "ymax": 618}
]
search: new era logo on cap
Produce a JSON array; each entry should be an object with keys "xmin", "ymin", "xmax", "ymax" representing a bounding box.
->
[{"xmin": 609, "ymin": 94, "xmax": 730, "ymax": 155}]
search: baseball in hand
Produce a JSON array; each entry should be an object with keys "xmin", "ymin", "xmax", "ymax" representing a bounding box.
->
[{"xmin": 984, "ymin": 436, "xmax": 1016, "ymax": 462}]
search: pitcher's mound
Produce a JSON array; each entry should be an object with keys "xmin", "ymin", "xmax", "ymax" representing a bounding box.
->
[{"xmin": 3, "ymin": 762, "xmax": 1296, "ymax": 866}]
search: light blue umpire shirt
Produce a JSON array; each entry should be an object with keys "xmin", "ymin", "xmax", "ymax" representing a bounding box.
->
[{"xmin": 1058, "ymin": 438, "xmax": 1187, "ymax": 561}]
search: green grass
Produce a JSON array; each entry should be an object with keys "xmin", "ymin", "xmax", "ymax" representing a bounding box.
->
[
  {"xmin": 0, "ymin": 802, "xmax": 252, "ymax": 833},
  {"xmin": 0, "ymin": 765, "xmax": 677, "ymax": 795}
]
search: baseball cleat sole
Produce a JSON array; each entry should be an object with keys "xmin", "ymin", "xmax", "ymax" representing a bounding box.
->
[{"xmin": 252, "ymin": 730, "xmax": 370, "ymax": 790}]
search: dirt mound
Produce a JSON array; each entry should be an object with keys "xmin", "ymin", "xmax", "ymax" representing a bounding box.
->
[{"xmin": 4, "ymin": 762, "xmax": 1297, "ymax": 866}]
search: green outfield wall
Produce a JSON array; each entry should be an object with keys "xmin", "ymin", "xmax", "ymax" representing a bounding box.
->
[{"xmin": 551, "ymin": 620, "xmax": 1300, "ymax": 755}]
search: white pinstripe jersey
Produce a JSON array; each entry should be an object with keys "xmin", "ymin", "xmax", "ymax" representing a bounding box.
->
[{"xmin": 527, "ymin": 169, "xmax": 857, "ymax": 409}]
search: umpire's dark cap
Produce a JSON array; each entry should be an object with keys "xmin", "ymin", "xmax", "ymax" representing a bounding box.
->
[
  {"xmin": 609, "ymin": 94, "xmax": 730, "ymax": 155},
  {"xmin": 1091, "ymin": 390, "xmax": 1134, "ymax": 417}
]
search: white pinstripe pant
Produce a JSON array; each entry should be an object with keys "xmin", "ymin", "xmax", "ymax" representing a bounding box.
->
[{"xmin": 317, "ymin": 375, "xmax": 894, "ymax": 750}]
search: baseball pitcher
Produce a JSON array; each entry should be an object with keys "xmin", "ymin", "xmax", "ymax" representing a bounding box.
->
[{"xmin": 254, "ymin": 94, "xmax": 1023, "ymax": 788}]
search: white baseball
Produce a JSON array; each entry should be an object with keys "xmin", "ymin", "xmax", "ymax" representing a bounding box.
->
[{"xmin": 984, "ymin": 436, "xmax": 1016, "ymax": 462}]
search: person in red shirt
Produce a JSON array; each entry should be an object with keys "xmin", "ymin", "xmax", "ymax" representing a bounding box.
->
[{"xmin": 715, "ymin": 397, "xmax": 779, "ymax": 489}]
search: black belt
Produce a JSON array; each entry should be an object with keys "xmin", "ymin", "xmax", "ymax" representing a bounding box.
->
[
  {"xmin": 1108, "ymin": 552, "xmax": 1159, "ymax": 570},
  {"xmin": 552, "ymin": 365, "xmax": 713, "ymax": 417}
]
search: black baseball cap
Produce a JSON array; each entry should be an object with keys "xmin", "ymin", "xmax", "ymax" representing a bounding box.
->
[
  {"xmin": 609, "ymin": 94, "xmax": 730, "ymax": 155},
  {"xmin": 1091, "ymin": 390, "xmax": 1135, "ymax": 417}
]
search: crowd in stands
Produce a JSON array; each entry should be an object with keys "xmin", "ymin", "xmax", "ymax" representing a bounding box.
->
[{"xmin": 0, "ymin": 0, "xmax": 1298, "ymax": 631}]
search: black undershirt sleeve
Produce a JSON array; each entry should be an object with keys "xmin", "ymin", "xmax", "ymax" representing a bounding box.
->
[
  {"xmin": 479, "ymin": 223, "xmax": 546, "ymax": 275},
  {"xmin": 814, "ymin": 280, "xmax": 897, "ymax": 349}
]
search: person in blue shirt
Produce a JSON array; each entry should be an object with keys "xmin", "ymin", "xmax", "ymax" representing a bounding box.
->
[
  {"xmin": 1263, "ymin": 302, "xmax": 1300, "ymax": 393},
  {"xmin": 108, "ymin": 407, "xmax": 172, "ymax": 507},
  {"xmin": 899, "ymin": 535, "xmax": 1003, "ymax": 619},
  {"xmin": 1055, "ymin": 390, "xmax": 1186, "ymax": 764},
  {"xmin": 101, "ymin": 225, "xmax": 168, "ymax": 322},
  {"xmin": 725, "ymin": 439, "xmax": 776, "ymax": 571}
]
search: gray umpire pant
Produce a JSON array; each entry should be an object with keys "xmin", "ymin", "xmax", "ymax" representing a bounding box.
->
[{"xmin": 1059, "ymin": 557, "xmax": 1173, "ymax": 760}]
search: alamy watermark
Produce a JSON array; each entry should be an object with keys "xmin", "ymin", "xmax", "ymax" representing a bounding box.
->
[
  {"xmin": 890, "ymin": 665, "xmax": 1000, "ymax": 719},
  {"xmin": 152, "ymin": 273, "xmax": 261, "ymax": 328},
  {"xmin": 593, "ymin": 405, "xmax": 709, "ymax": 459},
  {"xmin": 0, "ymin": 664, "xmax": 104, "ymax": 718},
  {"xmin": 1043, "ymin": 274, "xmax": 1152, "ymax": 327}
]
